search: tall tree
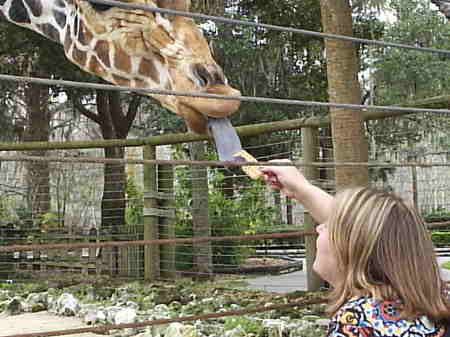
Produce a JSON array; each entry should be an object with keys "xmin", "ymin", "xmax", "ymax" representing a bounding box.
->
[
  {"xmin": 72, "ymin": 90, "xmax": 141, "ymax": 274},
  {"xmin": 319, "ymin": 0, "xmax": 369, "ymax": 188},
  {"xmin": 0, "ymin": 22, "xmax": 69, "ymax": 226},
  {"xmin": 369, "ymin": 0, "xmax": 450, "ymax": 152},
  {"xmin": 23, "ymin": 68, "xmax": 51, "ymax": 220}
]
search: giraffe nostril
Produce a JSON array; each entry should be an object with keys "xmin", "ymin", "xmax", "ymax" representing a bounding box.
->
[
  {"xmin": 192, "ymin": 64, "xmax": 213, "ymax": 87},
  {"xmin": 212, "ymin": 72, "xmax": 225, "ymax": 85}
]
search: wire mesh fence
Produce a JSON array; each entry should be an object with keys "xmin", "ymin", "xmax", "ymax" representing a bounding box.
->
[
  {"xmin": 0, "ymin": 1, "xmax": 448, "ymax": 336},
  {"xmin": 0, "ymin": 111, "xmax": 449, "ymax": 284}
]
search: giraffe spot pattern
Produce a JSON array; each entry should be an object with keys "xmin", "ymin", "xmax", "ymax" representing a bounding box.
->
[
  {"xmin": 112, "ymin": 74, "xmax": 131, "ymax": 87},
  {"xmin": 94, "ymin": 40, "xmax": 111, "ymax": 68},
  {"xmin": 64, "ymin": 23, "xmax": 72, "ymax": 50},
  {"xmin": 113, "ymin": 46, "xmax": 132, "ymax": 74},
  {"xmin": 38, "ymin": 23, "xmax": 60, "ymax": 42},
  {"xmin": 134, "ymin": 79, "xmax": 148, "ymax": 88},
  {"xmin": 139, "ymin": 58, "xmax": 160, "ymax": 84},
  {"xmin": 72, "ymin": 45, "xmax": 87, "ymax": 67},
  {"xmin": 78, "ymin": 26, "xmax": 93, "ymax": 46},
  {"xmin": 88, "ymin": 55, "xmax": 105, "ymax": 76},
  {"xmin": 9, "ymin": 0, "xmax": 30, "ymax": 23},
  {"xmin": 24, "ymin": 0, "xmax": 41, "ymax": 17}
]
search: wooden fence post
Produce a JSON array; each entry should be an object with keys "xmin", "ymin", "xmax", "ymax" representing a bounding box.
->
[
  {"xmin": 302, "ymin": 127, "xmax": 323, "ymax": 291},
  {"xmin": 143, "ymin": 145, "xmax": 160, "ymax": 280},
  {"xmin": 158, "ymin": 146, "xmax": 176, "ymax": 279},
  {"xmin": 190, "ymin": 141, "xmax": 212, "ymax": 279}
]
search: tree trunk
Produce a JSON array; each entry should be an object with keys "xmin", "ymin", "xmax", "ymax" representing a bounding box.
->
[
  {"xmin": 190, "ymin": 141, "xmax": 212, "ymax": 279},
  {"xmin": 72, "ymin": 89, "xmax": 140, "ymax": 275},
  {"xmin": 23, "ymin": 81, "xmax": 51, "ymax": 228},
  {"xmin": 97, "ymin": 91, "xmax": 131, "ymax": 275},
  {"xmin": 319, "ymin": 0, "xmax": 369, "ymax": 189}
]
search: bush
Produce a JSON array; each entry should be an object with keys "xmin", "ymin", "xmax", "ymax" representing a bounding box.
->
[
  {"xmin": 423, "ymin": 207, "xmax": 450, "ymax": 223},
  {"xmin": 431, "ymin": 231, "xmax": 450, "ymax": 247},
  {"xmin": 174, "ymin": 164, "xmax": 276, "ymax": 271}
]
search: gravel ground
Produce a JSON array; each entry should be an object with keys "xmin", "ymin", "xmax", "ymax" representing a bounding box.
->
[{"xmin": 2, "ymin": 257, "xmax": 450, "ymax": 337}]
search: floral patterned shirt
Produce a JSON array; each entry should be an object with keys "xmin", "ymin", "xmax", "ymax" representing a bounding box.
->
[{"xmin": 327, "ymin": 296, "xmax": 446, "ymax": 337}]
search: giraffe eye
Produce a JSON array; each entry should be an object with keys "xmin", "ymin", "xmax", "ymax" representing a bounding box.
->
[{"xmin": 192, "ymin": 64, "xmax": 212, "ymax": 87}]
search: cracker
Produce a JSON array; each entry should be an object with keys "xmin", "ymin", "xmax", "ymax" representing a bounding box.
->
[{"xmin": 233, "ymin": 150, "xmax": 263, "ymax": 180}]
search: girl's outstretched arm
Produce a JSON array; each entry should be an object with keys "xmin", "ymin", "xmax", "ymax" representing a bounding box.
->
[{"xmin": 261, "ymin": 159, "xmax": 334, "ymax": 224}]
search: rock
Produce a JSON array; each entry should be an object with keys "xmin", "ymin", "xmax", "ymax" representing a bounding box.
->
[
  {"xmin": 165, "ymin": 322, "xmax": 198, "ymax": 337},
  {"xmin": 104, "ymin": 306, "xmax": 123, "ymax": 324},
  {"xmin": 78, "ymin": 304, "xmax": 102, "ymax": 325},
  {"xmin": 116, "ymin": 287, "xmax": 132, "ymax": 303},
  {"xmin": 126, "ymin": 301, "xmax": 139, "ymax": 310},
  {"xmin": 56, "ymin": 293, "xmax": 80, "ymax": 316},
  {"xmin": 145, "ymin": 303, "xmax": 173, "ymax": 337},
  {"xmin": 223, "ymin": 326, "xmax": 247, "ymax": 337},
  {"xmin": 23, "ymin": 292, "xmax": 48, "ymax": 312},
  {"xmin": 3, "ymin": 296, "xmax": 23, "ymax": 316},
  {"xmin": 111, "ymin": 307, "xmax": 137, "ymax": 337},
  {"xmin": 113, "ymin": 307, "xmax": 137, "ymax": 325},
  {"xmin": 263, "ymin": 319, "xmax": 287, "ymax": 337}
]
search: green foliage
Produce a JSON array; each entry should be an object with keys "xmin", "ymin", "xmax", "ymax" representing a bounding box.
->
[
  {"xmin": 374, "ymin": 0, "xmax": 450, "ymax": 104},
  {"xmin": 173, "ymin": 149, "xmax": 276, "ymax": 270},
  {"xmin": 430, "ymin": 232, "xmax": 450, "ymax": 247},
  {"xmin": 0, "ymin": 196, "xmax": 13, "ymax": 225},
  {"xmin": 201, "ymin": 2, "xmax": 328, "ymax": 162},
  {"xmin": 441, "ymin": 261, "xmax": 450, "ymax": 270},
  {"xmin": 125, "ymin": 176, "xmax": 144, "ymax": 226},
  {"xmin": 423, "ymin": 207, "xmax": 450, "ymax": 223},
  {"xmin": 223, "ymin": 316, "xmax": 264, "ymax": 335},
  {"xmin": 38, "ymin": 212, "xmax": 60, "ymax": 232},
  {"xmin": 367, "ymin": 0, "xmax": 450, "ymax": 151}
]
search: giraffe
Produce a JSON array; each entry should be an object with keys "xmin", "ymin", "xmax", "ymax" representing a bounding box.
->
[{"xmin": 0, "ymin": 0, "xmax": 241, "ymax": 134}]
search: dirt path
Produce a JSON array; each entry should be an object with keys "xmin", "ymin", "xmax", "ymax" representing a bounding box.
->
[{"xmin": 0, "ymin": 311, "xmax": 105, "ymax": 337}]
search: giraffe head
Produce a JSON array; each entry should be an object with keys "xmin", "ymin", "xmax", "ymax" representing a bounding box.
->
[{"xmin": 65, "ymin": 0, "xmax": 241, "ymax": 133}]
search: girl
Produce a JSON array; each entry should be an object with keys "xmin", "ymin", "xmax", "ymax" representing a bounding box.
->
[{"xmin": 262, "ymin": 160, "xmax": 450, "ymax": 337}]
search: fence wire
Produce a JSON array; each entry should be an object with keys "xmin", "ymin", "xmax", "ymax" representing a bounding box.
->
[
  {"xmin": 1, "ymin": 118, "xmax": 449, "ymax": 281},
  {"xmin": 0, "ymin": 1, "xmax": 449, "ymax": 336}
]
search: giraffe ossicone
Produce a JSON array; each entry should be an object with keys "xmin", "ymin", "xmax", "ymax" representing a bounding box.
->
[{"xmin": 0, "ymin": 0, "xmax": 241, "ymax": 133}]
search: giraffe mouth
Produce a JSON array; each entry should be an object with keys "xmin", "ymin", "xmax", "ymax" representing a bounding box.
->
[{"xmin": 178, "ymin": 84, "xmax": 241, "ymax": 133}]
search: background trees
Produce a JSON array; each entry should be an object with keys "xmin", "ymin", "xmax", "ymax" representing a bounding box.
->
[{"xmin": 0, "ymin": 0, "xmax": 448, "ymax": 276}]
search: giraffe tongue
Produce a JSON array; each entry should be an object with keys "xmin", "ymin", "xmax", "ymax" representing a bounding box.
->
[{"xmin": 207, "ymin": 118, "xmax": 243, "ymax": 161}]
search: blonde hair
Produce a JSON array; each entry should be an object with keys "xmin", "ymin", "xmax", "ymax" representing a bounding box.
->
[{"xmin": 327, "ymin": 187, "xmax": 450, "ymax": 321}]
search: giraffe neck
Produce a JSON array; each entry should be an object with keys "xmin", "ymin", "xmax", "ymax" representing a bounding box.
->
[
  {"xmin": 0, "ymin": 0, "xmax": 69, "ymax": 44},
  {"xmin": 1, "ymin": 0, "xmax": 242, "ymax": 134}
]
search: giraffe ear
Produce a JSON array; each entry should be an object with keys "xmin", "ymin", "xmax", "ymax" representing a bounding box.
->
[{"xmin": 156, "ymin": 0, "xmax": 191, "ymax": 12}]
